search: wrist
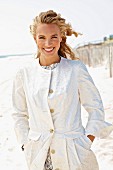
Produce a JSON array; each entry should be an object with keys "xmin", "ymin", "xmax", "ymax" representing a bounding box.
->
[
  {"xmin": 21, "ymin": 144, "xmax": 24, "ymax": 151},
  {"xmin": 87, "ymin": 135, "xmax": 95, "ymax": 142}
]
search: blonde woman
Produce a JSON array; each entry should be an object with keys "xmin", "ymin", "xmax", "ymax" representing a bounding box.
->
[{"xmin": 12, "ymin": 10, "xmax": 113, "ymax": 170}]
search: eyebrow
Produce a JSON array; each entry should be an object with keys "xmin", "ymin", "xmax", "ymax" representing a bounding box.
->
[
  {"xmin": 51, "ymin": 34, "xmax": 58, "ymax": 36},
  {"xmin": 38, "ymin": 34, "xmax": 58, "ymax": 37}
]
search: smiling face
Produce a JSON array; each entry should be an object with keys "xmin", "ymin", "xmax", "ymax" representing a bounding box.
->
[{"xmin": 35, "ymin": 23, "xmax": 62, "ymax": 59}]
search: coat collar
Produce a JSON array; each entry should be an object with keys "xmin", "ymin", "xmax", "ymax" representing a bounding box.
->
[{"xmin": 35, "ymin": 56, "xmax": 67, "ymax": 73}]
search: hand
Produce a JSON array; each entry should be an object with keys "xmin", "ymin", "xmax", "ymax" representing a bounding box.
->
[
  {"xmin": 21, "ymin": 144, "xmax": 24, "ymax": 151},
  {"xmin": 87, "ymin": 135, "xmax": 95, "ymax": 142}
]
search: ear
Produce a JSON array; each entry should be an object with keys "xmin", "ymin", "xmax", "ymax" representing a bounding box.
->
[
  {"xmin": 34, "ymin": 37, "xmax": 38, "ymax": 44},
  {"xmin": 60, "ymin": 37, "xmax": 62, "ymax": 42},
  {"xmin": 34, "ymin": 37, "xmax": 36, "ymax": 42}
]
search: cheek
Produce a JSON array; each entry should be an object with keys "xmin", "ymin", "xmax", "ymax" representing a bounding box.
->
[
  {"xmin": 54, "ymin": 40, "xmax": 61, "ymax": 47},
  {"xmin": 36, "ymin": 40, "xmax": 43, "ymax": 48}
]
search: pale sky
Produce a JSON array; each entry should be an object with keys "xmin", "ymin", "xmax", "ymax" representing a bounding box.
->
[{"xmin": 0, "ymin": 0, "xmax": 113, "ymax": 55}]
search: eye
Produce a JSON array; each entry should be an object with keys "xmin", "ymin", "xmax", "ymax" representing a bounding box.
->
[
  {"xmin": 38, "ymin": 36, "xmax": 45, "ymax": 39},
  {"xmin": 52, "ymin": 36, "xmax": 57, "ymax": 39}
]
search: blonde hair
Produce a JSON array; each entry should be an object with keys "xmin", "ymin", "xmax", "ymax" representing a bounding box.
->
[{"xmin": 30, "ymin": 10, "xmax": 80, "ymax": 60}]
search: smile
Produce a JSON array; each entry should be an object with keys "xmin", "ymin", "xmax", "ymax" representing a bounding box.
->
[{"xmin": 44, "ymin": 48, "xmax": 55, "ymax": 52}]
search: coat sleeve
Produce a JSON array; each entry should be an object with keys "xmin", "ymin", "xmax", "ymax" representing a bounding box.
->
[
  {"xmin": 78, "ymin": 61, "xmax": 113, "ymax": 138},
  {"xmin": 12, "ymin": 70, "xmax": 29, "ymax": 145}
]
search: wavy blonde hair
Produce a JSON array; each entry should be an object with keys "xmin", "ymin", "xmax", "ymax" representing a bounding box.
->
[{"xmin": 30, "ymin": 10, "xmax": 80, "ymax": 60}]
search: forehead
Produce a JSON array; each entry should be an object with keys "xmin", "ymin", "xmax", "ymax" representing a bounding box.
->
[{"xmin": 36, "ymin": 23, "xmax": 61, "ymax": 35}]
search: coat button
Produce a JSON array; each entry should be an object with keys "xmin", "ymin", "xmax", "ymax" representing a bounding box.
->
[
  {"xmin": 50, "ymin": 109, "xmax": 54, "ymax": 113},
  {"xmin": 49, "ymin": 89, "xmax": 53, "ymax": 93},
  {"xmin": 51, "ymin": 149, "xmax": 55, "ymax": 154},
  {"xmin": 50, "ymin": 129, "xmax": 54, "ymax": 133}
]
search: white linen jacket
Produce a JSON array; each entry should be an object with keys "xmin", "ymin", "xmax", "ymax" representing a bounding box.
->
[{"xmin": 12, "ymin": 57, "xmax": 113, "ymax": 170}]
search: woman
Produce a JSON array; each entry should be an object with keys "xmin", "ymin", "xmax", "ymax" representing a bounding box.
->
[{"xmin": 12, "ymin": 10, "xmax": 113, "ymax": 170}]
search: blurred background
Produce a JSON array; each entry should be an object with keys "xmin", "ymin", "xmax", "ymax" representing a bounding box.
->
[{"xmin": 0, "ymin": 0, "xmax": 113, "ymax": 76}]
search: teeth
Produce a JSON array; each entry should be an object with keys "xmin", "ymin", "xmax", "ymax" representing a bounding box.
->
[{"xmin": 44, "ymin": 48, "xmax": 54, "ymax": 51}]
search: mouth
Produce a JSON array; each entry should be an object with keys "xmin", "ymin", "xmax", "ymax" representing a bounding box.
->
[{"xmin": 43, "ymin": 47, "xmax": 55, "ymax": 53}]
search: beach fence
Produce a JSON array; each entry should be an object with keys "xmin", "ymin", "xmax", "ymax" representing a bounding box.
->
[
  {"xmin": 74, "ymin": 39, "xmax": 113, "ymax": 77},
  {"xmin": 74, "ymin": 38, "xmax": 113, "ymax": 78}
]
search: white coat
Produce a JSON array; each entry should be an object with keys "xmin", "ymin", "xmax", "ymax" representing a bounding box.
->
[{"xmin": 12, "ymin": 57, "xmax": 113, "ymax": 170}]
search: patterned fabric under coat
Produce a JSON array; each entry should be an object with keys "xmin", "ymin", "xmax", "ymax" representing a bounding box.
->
[{"xmin": 42, "ymin": 63, "xmax": 58, "ymax": 170}]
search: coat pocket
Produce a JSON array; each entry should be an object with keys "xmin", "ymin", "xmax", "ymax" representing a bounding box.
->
[
  {"xmin": 24, "ymin": 132, "xmax": 42, "ymax": 167},
  {"xmin": 73, "ymin": 136, "xmax": 98, "ymax": 170},
  {"xmin": 83, "ymin": 135, "xmax": 93, "ymax": 147},
  {"xmin": 73, "ymin": 134, "xmax": 92, "ymax": 151},
  {"xmin": 28, "ymin": 131, "xmax": 41, "ymax": 141},
  {"xmin": 24, "ymin": 132, "xmax": 41, "ymax": 150}
]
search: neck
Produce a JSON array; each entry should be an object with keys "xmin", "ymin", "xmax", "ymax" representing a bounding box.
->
[{"xmin": 39, "ymin": 55, "xmax": 61, "ymax": 66}]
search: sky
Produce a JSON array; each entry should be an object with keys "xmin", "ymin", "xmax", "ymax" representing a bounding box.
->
[{"xmin": 0, "ymin": 0, "xmax": 113, "ymax": 55}]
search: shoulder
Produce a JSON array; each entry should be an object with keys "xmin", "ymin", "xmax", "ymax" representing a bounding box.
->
[
  {"xmin": 18, "ymin": 57, "xmax": 37, "ymax": 72},
  {"xmin": 62, "ymin": 57, "xmax": 84, "ymax": 69},
  {"xmin": 15, "ymin": 57, "xmax": 37, "ymax": 79}
]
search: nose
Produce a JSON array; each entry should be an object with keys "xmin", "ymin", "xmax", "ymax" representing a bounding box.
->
[{"xmin": 45, "ymin": 39, "xmax": 52, "ymax": 46}]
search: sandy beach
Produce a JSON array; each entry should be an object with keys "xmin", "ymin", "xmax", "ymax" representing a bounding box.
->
[{"xmin": 0, "ymin": 55, "xmax": 113, "ymax": 170}]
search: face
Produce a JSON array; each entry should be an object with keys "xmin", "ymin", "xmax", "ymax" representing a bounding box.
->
[{"xmin": 35, "ymin": 23, "xmax": 62, "ymax": 59}]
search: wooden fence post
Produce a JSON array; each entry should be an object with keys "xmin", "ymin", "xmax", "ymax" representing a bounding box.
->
[{"xmin": 109, "ymin": 43, "xmax": 113, "ymax": 78}]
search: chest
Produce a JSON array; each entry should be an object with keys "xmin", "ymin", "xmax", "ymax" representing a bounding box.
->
[{"xmin": 25, "ymin": 66, "xmax": 78, "ymax": 99}]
